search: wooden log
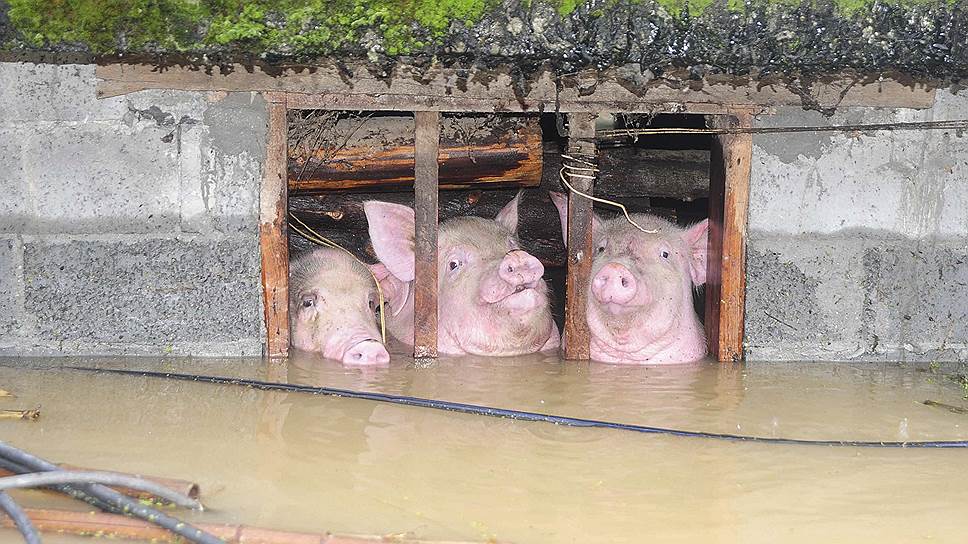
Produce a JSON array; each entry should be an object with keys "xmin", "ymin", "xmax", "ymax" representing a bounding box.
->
[
  {"xmin": 288, "ymin": 115, "xmax": 541, "ymax": 193},
  {"xmin": 705, "ymin": 110, "xmax": 753, "ymax": 363},
  {"xmin": 561, "ymin": 114, "xmax": 597, "ymax": 360},
  {"xmin": 0, "ymin": 508, "xmax": 501, "ymax": 544},
  {"xmin": 576, "ymin": 146, "xmax": 709, "ymax": 201},
  {"xmin": 413, "ymin": 111, "xmax": 440, "ymax": 359},
  {"xmin": 261, "ymin": 94, "xmax": 291, "ymax": 358}
]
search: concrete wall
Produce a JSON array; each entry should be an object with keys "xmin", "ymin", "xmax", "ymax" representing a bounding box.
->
[
  {"xmin": 0, "ymin": 63, "xmax": 266, "ymax": 356},
  {"xmin": 746, "ymin": 90, "xmax": 968, "ymax": 362}
]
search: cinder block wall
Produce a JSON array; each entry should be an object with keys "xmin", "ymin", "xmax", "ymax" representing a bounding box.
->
[
  {"xmin": 746, "ymin": 90, "xmax": 968, "ymax": 362},
  {"xmin": 0, "ymin": 63, "xmax": 266, "ymax": 356}
]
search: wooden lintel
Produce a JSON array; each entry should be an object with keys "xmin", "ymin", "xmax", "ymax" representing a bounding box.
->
[
  {"xmin": 95, "ymin": 63, "xmax": 937, "ymax": 111},
  {"xmin": 561, "ymin": 113, "xmax": 597, "ymax": 361},
  {"xmin": 705, "ymin": 109, "xmax": 753, "ymax": 363},
  {"xmin": 260, "ymin": 93, "xmax": 291, "ymax": 358},
  {"xmin": 413, "ymin": 111, "xmax": 440, "ymax": 358}
]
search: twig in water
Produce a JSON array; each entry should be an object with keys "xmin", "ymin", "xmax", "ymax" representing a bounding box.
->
[{"xmin": 0, "ymin": 410, "xmax": 39, "ymax": 421}]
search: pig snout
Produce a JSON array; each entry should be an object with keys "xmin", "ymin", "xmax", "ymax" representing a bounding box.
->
[
  {"xmin": 592, "ymin": 263, "xmax": 639, "ymax": 306},
  {"xmin": 499, "ymin": 250, "xmax": 544, "ymax": 288},
  {"xmin": 341, "ymin": 340, "xmax": 391, "ymax": 365}
]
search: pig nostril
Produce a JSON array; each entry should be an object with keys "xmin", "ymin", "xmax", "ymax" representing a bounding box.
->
[{"xmin": 621, "ymin": 277, "xmax": 628, "ymax": 288}]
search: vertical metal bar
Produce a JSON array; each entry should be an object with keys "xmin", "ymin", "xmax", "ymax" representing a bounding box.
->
[
  {"xmin": 413, "ymin": 111, "xmax": 441, "ymax": 358},
  {"xmin": 705, "ymin": 110, "xmax": 753, "ymax": 362},
  {"xmin": 562, "ymin": 113, "xmax": 597, "ymax": 360},
  {"xmin": 260, "ymin": 93, "xmax": 290, "ymax": 358}
]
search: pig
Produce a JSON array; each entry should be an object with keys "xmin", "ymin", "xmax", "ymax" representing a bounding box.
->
[
  {"xmin": 289, "ymin": 248, "xmax": 390, "ymax": 365},
  {"xmin": 551, "ymin": 192, "xmax": 708, "ymax": 364},
  {"xmin": 363, "ymin": 194, "xmax": 560, "ymax": 356}
]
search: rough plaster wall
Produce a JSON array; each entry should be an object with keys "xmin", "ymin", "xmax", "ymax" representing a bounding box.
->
[
  {"xmin": 746, "ymin": 90, "xmax": 968, "ymax": 362},
  {"xmin": 0, "ymin": 63, "xmax": 266, "ymax": 356}
]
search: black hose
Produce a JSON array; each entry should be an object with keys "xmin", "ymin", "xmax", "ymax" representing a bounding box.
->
[
  {"xmin": 0, "ymin": 472, "xmax": 201, "ymax": 510},
  {"xmin": 0, "ymin": 457, "xmax": 119, "ymax": 514},
  {"xmin": 71, "ymin": 366, "xmax": 968, "ymax": 449},
  {"xmin": 0, "ymin": 442, "xmax": 223, "ymax": 544},
  {"xmin": 0, "ymin": 491, "xmax": 41, "ymax": 544}
]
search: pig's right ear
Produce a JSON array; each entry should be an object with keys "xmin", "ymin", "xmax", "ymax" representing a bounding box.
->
[
  {"xmin": 549, "ymin": 191, "xmax": 602, "ymax": 243},
  {"xmin": 364, "ymin": 201, "xmax": 415, "ymax": 282},
  {"xmin": 368, "ymin": 263, "xmax": 411, "ymax": 317}
]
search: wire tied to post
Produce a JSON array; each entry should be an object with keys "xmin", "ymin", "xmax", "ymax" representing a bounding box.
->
[
  {"xmin": 559, "ymin": 153, "xmax": 659, "ymax": 234},
  {"xmin": 288, "ymin": 213, "xmax": 387, "ymax": 344}
]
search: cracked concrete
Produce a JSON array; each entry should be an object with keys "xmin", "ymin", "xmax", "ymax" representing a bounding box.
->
[
  {"xmin": 747, "ymin": 91, "xmax": 968, "ymax": 362},
  {"xmin": 0, "ymin": 62, "xmax": 265, "ymax": 356}
]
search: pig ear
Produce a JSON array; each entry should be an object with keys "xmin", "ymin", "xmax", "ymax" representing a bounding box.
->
[
  {"xmin": 368, "ymin": 263, "xmax": 411, "ymax": 317},
  {"xmin": 549, "ymin": 191, "xmax": 603, "ymax": 243},
  {"xmin": 494, "ymin": 191, "xmax": 522, "ymax": 233},
  {"xmin": 683, "ymin": 219, "xmax": 709, "ymax": 286},
  {"xmin": 364, "ymin": 201, "xmax": 415, "ymax": 282}
]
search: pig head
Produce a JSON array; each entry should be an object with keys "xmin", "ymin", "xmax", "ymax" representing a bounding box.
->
[
  {"xmin": 551, "ymin": 192, "xmax": 708, "ymax": 364},
  {"xmin": 364, "ymin": 194, "xmax": 560, "ymax": 356},
  {"xmin": 289, "ymin": 248, "xmax": 390, "ymax": 365}
]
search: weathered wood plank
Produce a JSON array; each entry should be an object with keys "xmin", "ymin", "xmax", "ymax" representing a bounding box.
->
[
  {"xmin": 95, "ymin": 63, "xmax": 937, "ymax": 111},
  {"xmin": 288, "ymin": 115, "xmax": 542, "ymax": 193},
  {"xmin": 413, "ymin": 111, "xmax": 440, "ymax": 358},
  {"xmin": 705, "ymin": 110, "xmax": 753, "ymax": 363},
  {"xmin": 260, "ymin": 94, "xmax": 290, "ymax": 358},
  {"xmin": 561, "ymin": 113, "xmax": 597, "ymax": 360}
]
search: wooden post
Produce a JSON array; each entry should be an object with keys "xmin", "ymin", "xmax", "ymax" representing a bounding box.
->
[
  {"xmin": 561, "ymin": 113, "xmax": 597, "ymax": 360},
  {"xmin": 705, "ymin": 110, "xmax": 753, "ymax": 362},
  {"xmin": 260, "ymin": 93, "xmax": 290, "ymax": 358},
  {"xmin": 413, "ymin": 111, "xmax": 440, "ymax": 358}
]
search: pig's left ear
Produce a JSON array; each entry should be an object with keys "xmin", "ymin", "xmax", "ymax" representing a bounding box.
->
[
  {"xmin": 683, "ymin": 219, "xmax": 709, "ymax": 286},
  {"xmin": 494, "ymin": 191, "xmax": 522, "ymax": 233}
]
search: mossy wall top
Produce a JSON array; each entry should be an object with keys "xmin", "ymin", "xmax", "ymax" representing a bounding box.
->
[{"xmin": 1, "ymin": 0, "xmax": 966, "ymax": 82}]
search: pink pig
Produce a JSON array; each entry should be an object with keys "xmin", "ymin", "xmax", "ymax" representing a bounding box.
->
[
  {"xmin": 364, "ymin": 194, "xmax": 560, "ymax": 356},
  {"xmin": 551, "ymin": 192, "xmax": 709, "ymax": 364},
  {"xmin": 289, "ymin": 248, "xmax": 390, "ymax": 365}
]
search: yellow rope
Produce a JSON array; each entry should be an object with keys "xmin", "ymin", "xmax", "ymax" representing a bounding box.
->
[
  {"xmin": 558, "ymin": 154, "xmax": 658, "ymax": 235},
  {"xmin": 288, "ymin": 213, "xmax": 387, "ymax": 344}
]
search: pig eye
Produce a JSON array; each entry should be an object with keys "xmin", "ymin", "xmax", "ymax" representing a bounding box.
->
[
  {"xmin": 448, "ymin": 260, "xmax": 461, "ymax": 271},
  {"xmin": 660, "ymin": 250, "xmax": 670, "ymax": 259},
  {"xmin": 301, "ymin": 297, "xmax": 315, "ymax": 308}
]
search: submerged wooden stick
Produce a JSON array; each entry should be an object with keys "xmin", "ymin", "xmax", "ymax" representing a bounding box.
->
[
  {"xmin": 0, "ymin": 464, "xmax": 200, "ymax": 503},
  {"xmin": 0, "ymin": 508, "xmax": 501, "ymax": 544},
  {"xmin": 0, "ymin": 409, "xmax": 39, "ymax": 421}
]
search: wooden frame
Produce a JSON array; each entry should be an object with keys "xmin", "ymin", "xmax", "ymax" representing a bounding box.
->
[{"xmin": 259, "ymin": 102, "xmax": 754, "ymax": 361}]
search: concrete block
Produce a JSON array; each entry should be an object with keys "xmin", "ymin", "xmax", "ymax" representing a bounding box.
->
[
  {"xmin": 0, "ymin": 63, "xmax": 128, "ymax": 124},
  {"xmin": 22, "ymin": 123, "xmax": 183, "ymax": 234},
  {"xmin": 0, "ymin": 237, "xmax": 23, "ymax": 337},
  {"xmin": 23, "ymin": 236, "xmax": 262, "ymax": 349},
  {"xmin": 180, "ymin": 92, "xmax": 266, "ymax": 234},
  {"xmin": 744, "ymin": 236, "xmax": 866, "ymax": 361},
  {"xmin": 749, "ymin": 106, "xmax": 929, "ymax": 236},
  {"xmin": 864, "ymin": 241, "xmax": 968, "ymax": 361},
  {"xmin": 0, "ymin": 129, "xmax": 29, "ymax": 232}
]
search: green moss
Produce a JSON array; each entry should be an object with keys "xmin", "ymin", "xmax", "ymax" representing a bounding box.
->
[{"xmin": 3, "ymin": 0, "xmax": 962, "ymax": 56}]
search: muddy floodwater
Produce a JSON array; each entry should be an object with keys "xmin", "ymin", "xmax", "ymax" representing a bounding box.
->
[{"xmin": 1, "ymin": 355, "xmax": 967, "ymax": 543}]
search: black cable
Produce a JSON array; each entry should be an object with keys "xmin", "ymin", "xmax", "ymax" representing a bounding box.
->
[
  {"xmin": 71, "ymin": 366, "xmax": 968, "ymax": 449},
  {"xmin": 0, "ymin": 457, "xmax": 119, "ymax": 514},
  {"xmin": 0, "ymin": 491, "xmax": 41, "ymax": 544},
  {"xmin": 0, "ymin": 442, "xmax": 223, "ymax": 544}
]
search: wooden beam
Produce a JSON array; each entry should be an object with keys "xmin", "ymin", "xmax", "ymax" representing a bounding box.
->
[
  {"xmin": 288, "ymin": 116, "xmax": 542, "ymax": 193},
  {"xmin": 561, "ymin": 113, "xmax": 597, "ymax": 360},
  {"xmin": 413, "ymin": 111, "xmax": 440, "ymax": 358},
  {"xmin": 705, "ymin": 110, "xmax": 753, "ymax": 363},
  {"xmin": 260, "ymin": 93, "xmax": 290, "ymax": 358},
  {"xmin": 95, "ymin": 63, "xmax": 937, "ymax": 111}
]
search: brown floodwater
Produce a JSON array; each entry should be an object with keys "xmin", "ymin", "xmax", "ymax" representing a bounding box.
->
[{"xmin": 0, "ymin": 354, "xmax": 967, "ymax": 543}]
